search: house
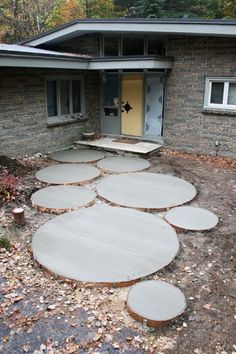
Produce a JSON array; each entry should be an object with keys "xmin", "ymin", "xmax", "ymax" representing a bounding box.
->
[{"xmin": 0, "ymin": 19, "xmax": 236, "ymax": 157}]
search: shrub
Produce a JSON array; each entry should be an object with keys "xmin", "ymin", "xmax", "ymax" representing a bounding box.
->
[
  {"xmin": 0, "ymin": 234, "xmax": 11, "ymax": 251},
  {"xmin": 0, "ymin": 169, "xmax": 19, "ymax": 203}
]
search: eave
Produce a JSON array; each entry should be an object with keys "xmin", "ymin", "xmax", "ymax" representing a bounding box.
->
[
  {"xmin": 21, "ymin": 20, "xmax": 236, "ymax": 47},
  {"xmin": 89, "ymin": 56, "xmax": 173, "ymax": 70},
  {"xmin": 0, "ymin": 52, "xmax": 173, "ymax": 70},
  {"xmin": 0, "ymin": 54, "xmax": 89, "ymax": 69}
]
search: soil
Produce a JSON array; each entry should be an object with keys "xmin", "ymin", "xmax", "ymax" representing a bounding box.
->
[
  {"xmin": 0, "ymin": 149, "xmax": 235, "ymax": 354},
  {"xmin": 0, "ymin": 156, "xmax": 33, "ymax": 177}
]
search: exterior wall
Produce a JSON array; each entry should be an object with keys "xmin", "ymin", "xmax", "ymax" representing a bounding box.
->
[
  {"xmin": 164, "ymin": 37, "xmax": 236, "ymax": 157},
  {"xmin": 44, "ymin": 34, "xmax": 100, "ymax": 57},
  {"xmin": 0, "ymin": 68, "xmax": 100, "ymax": 157}
]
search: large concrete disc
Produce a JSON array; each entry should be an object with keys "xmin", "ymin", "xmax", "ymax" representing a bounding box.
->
[
  {"xmin": 35, "ymin": 164, "xmax": 100, "ymax": 185},
  {"xmin": 97, "ymin": 172, "xmax": 197, "ymax": 210},
  {"xmin": 97, "ymin": 156, "xmax": 150, "ymax": 173},
  {"xmin": 165, "ymin": 206, "xmax": 219, "ymax": 231},
  {"xmin": 32, "ymin": 206, "xmax": 179, "ymax": 285},
  {"xmin": 51, "ymin": 149, "xmax": 105, "ymax": 163},
  {"xmin": 31, "ymin": 186, "xmax": 96, "ymax": 213},
  {"xmin": 127, "ymin": 280, "xmax": 186, "ymax": 328}
]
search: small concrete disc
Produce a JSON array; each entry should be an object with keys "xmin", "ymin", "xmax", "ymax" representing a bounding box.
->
[
  {"xmin": 97, "ymin": 172, "xmax": 197, "ymax": 210},
  {"xmin": 97, "ymin": 156, "xmax": 151, "ymax": 173},
  {"xmin": 32, "ymin": 206, "xmax": 179, "ymax": 285},
  {"xmin": 35, "ymin": 164, "xmax": 100, "ymax": 185},
  {"xmin": 31, "ymin": 186, "xmax": 96, "ymax": 213},
  {"xmin": 51, "ymin": 149, "xmax": 104, "ymax": 163},
  {"xmin": 127, "ymin": 280, "xmax": 186, "ymax": 327},
  {"xmin": 165, "ymin": 206, "xmax": 219, "ymax": 231}
]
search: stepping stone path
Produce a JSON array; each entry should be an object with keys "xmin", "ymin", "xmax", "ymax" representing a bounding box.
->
[
  {"xmin": 127, "ymin": 280, "xmax": 186, "ymax": 328},
  {"xmin": 32, "ymin": 149, "xmax": 219, "ymax": 328},
  {"xmin": 35, "ymin": 164, "xmax": 100, "ymax": 185},
  {"xmin": 165, "ymin": 206, "xmax": 219, "ymax": 231},
  {"xmin": 31, "ymin": 185, "xmax": 96, "ymax": 213},
  {"xmin": 97, "ymin": 156, "xmax": 150, "ymax": 173},
  {"xmin": 97, "ymin": 172, "xmax": 197, "ymax": 210},
  {"xmin": 32, "ymin": 206, "xmax": 179, "ymax": 285},
  {"xmin": 51, "ymin": 148, "xmax": 104, "ymax": 163}
]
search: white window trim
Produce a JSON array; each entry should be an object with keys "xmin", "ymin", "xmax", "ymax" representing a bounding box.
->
[
  {"xmin": 204, "ymin": 77, "xmax": 236, "ymax": 111},
  {"xmin": 45, "ymin": 76, "xmax": 85, "ymax": 123}
]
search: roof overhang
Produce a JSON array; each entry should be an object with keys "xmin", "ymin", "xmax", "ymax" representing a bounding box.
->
[
  {"xmin": 0, "ymin": 44, "xmax": 89, "ymax": 69},
  {"xmin": 0, "ymin": 45, "xmax": 173, "ymax": 70},
  {"xmin": 0, "ymin": 54, "xmax": 89, "ymax": 69},
  {"xmin": 22, "ymin": 20, "xmax": 236, "ymax": 47},
  {"xmin": 89, "ymin": 56, "xmax": 173, "ymax": 70}
]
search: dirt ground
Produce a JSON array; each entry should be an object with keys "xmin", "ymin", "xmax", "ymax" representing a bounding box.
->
[{"xmin": 0, "ymin": 149, "xmax": 235, "ymax": 354}]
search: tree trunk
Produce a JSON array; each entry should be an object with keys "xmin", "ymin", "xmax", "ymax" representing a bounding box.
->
[{"xmin": 12, "ymin": 207, "xmax": 25, "ymax": 225}]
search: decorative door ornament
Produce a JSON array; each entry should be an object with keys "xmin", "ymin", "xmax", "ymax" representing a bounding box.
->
[{"xmin": 122, "ymin": 101, "xmax": 133, "ymax": 113}]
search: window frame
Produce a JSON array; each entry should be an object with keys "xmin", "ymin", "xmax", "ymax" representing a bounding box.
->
[
  {"xmin": 204, "ymin": 77, "xmax": 236, "ymax": 111},
  {"xmin": 45, "ymin": 76, "xmax": 85, "ymax": 123},
  {"xmin": 101, "ymin": 34, "xmax": 147, "ymax": 57}
]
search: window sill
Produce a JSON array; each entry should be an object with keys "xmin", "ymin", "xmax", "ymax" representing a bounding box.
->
[
  {"xmin": 47, "ymin": 115, "xmax": 88, "ymax": 127},
  {"xmin": 202, "ymin": 108, "xmax": 236, "ymax": 116}
]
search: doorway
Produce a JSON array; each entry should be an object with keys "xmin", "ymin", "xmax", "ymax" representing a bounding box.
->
[
  {"xmin": 121, "ymin": 74, "xmax": 143, "ymax": 136},
  {"xmin": 101, "ymin": 72, "xmax": 164, "ymax": 139}
]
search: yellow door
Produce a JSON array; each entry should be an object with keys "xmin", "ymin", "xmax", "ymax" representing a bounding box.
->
[{"xmin": 121, "ymin": 75, "xmax": 143, "ymax": 136}]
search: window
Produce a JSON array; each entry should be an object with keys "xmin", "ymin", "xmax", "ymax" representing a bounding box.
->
[
  {"xmin": 102, "ymin": 35, "xmax": 145, "ymax": 57},
  {"xmin": 46, "ymin": 81, "xmax": 57, "ymax": 117},
  {"xmin": 147, "ymin": 37, "xmax": 165, "ymax": 55},
  {"xmin": 103, "ymin": 35, "xmax": 119, "ymax": 56},
  {"xmin": 204, "ymin": 78, "xmax": 236, "ymax": 111},
  {"xmin": 122, "ymin": 36, "xmax": 144, "ymax": 56},
  {"xmin": 46, "ymin": 77, "xmax": 84, "ymax": 123}
]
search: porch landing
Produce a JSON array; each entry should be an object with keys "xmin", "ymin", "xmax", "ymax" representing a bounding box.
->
[{"xmin": 74, "ymin": 137, "xmax": 163, "ymax": 155}]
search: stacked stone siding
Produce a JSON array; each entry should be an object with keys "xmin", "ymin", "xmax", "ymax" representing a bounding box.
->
[
  {"xmin": 0, "ymin": 68, "xmax": 100, "ymax": 156},
  {"xmin": 1, "ymin": 34, "xmax": 236, "ymax": 158},
  {"xmin": 164, "ymin": 37, "xmax": 236, "ymax": 157},
  {"xmin": 45, "ymin": 33, "xmax": 100, "ymax": 57}
]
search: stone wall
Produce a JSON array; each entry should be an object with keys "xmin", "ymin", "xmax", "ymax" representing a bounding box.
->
[
  {"xmin": 0, "ymin": 68, "xmax": 100, "ymax": 157},
  {"xmin": 44, "ymin": 34, "xmax": 100, "ymax": 57},
  {"xmin": 164, "ymin": 37, "xmax": 236, "ymax": 157}
]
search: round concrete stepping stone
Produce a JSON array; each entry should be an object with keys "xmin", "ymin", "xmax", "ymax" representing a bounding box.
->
[
  {"xmin": 127, "ymin": 280, "xmax": 186, "ymax": 328},
  {"xmin": 97, "ymin": 156, "xmax": 150, "ymax": 173},
  {"xmin": 51, "ymin": 149, "xmax": 104, "ymax": 163},
  {"xmin": 31, "ymin": 186, "xmax": 96, "ymax": 213},
  {"xmin": 164, "ymin": 206, "xmax": 219, "ymax": 231},
  {"xmin": 32, "ymin": 206, "xmax": 179, "ymax": 285},
  {"xmin": 35, "ymin": 164, "xmax": 100, "ymax": 185},
  {"xmin": 97, "ymin": 172, "xmax": 197, "ymax": 210}
]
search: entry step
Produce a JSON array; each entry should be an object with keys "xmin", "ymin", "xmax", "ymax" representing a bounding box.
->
[{"xmin": 74, "ymin": 137, "xmax": 163, "ymax": 155}]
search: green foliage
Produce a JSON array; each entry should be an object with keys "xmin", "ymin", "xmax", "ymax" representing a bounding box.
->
[
  {"xmin": 0, "ymin": 234, "xmax": 11, "ymax": 251},
  {"xmin": 138, "ymin": 0, "xmax": 165, "ymax": 18},
  {"xmin": 0, "ymin": 0, "xmax": 235, "ymax": 43},
  {"xmin": 123, "ymin": 0, "xmax": 236, "ymax": 18},
  {"xmin": 223, "ymin": 0, "xmax": 236, "ymax": 18}
]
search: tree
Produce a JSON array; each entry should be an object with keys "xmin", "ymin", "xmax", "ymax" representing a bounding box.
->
[
  {"xmin": 0, "ymin": 0, "xmax": 61, "ymax": 43},
  {"xmin": 50, "ymin": 0, "xmax": 83, "ymax": 26},
  {"xmin": 0, "ymin": 0, "xmax": 116, "ymax": 43},
  {"xmin": 138, "ymin": 0, "xmax": 165, "ymax": 18},
  {"xmin": 80, "ymin": 0, "xmax": 115, "ymax": 18},
  {"xmin": 223, "ymin": 0, "xmax": 236, "ymax": 18}
]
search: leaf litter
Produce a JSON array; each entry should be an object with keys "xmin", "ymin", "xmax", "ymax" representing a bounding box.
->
[{"xmin": 0, "ymin": 150, "xmax": 235, "ymax": 353}]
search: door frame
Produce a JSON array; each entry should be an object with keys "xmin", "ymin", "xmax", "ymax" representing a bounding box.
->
[
  {"xmin": 143, "ymin": 72, "xmax": 165, "ymax": 138},
  {"xmin": 100, "ymin": 70, "xmax": 165, "ymax": 138}
]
